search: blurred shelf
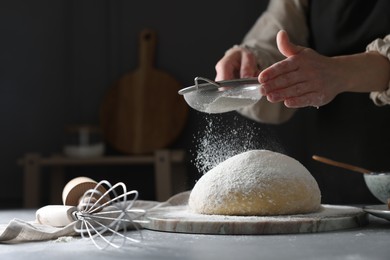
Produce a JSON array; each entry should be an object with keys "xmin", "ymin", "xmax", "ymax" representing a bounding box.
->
[{"xmin": 18, "ymin": 150, "xmax": 187, "ymax": 208}]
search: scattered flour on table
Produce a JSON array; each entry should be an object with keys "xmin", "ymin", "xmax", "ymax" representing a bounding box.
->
[
  {"xmin": 52, "ymin": 236, "xmax": 76, "ymax": 243},
  {"xmin": 156, "ymin": 204, "xmax": 363, "ymax": 221}
]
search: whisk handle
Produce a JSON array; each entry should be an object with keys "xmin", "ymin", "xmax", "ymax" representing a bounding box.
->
[
  {"xmin": 62, "ymin": 176, "xmax": 108, "ymax": 206},
  {"xmin": 36, "ymin": 205, "xmax": 77, "ymax": 227}
]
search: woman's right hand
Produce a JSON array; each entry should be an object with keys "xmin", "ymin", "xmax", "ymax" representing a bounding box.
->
[{"xmin": 215, "ymin": 46, "xmax": 260, "ymax": 81}]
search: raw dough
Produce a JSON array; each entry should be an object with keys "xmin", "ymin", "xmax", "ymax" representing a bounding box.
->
[{"xmin": 189, "ymin": 150, "xmax": 321, "ymax": 216}]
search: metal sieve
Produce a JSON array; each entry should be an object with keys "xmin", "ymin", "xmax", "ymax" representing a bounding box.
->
[{"xmin": 178, "ymin": 77, "xmax": 262, "ymax": 113}]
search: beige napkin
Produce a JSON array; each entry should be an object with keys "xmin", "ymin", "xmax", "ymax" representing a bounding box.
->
[{"xmin": 0, "ymin": 191, "xmax": 190, "ymax": 244}]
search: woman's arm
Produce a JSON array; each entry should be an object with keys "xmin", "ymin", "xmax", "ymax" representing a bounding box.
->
[
  {"xmin": 367, "ymin": 35, "xmax": 390, "ymax": 106},
  {"xmin": 241, "ymin": 0, "xmax": 309, "ymax": 69},
  {"xmin": 215, "ymin": 0, "xmax": 309, "ymax": 124},
  {"xmin": 259, "ymin": 31, "xmax": 390, "ymax": 108}
]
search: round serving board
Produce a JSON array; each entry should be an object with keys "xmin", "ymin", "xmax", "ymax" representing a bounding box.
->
[{"xmin": 144, "ymin": 205, "xmax": 368, "ymax": 235}]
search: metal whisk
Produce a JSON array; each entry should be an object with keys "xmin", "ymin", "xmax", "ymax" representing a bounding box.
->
[{"xmin": 72, "ymin": 180, "xmax": 146, "ymax": 249}]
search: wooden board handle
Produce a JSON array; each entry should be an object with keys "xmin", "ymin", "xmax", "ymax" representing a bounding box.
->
[{"xmin": 139, "ymin": 29, "xmax": 157, "ymax": 68}]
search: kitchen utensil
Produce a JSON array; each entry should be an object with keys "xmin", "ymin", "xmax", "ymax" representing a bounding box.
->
[
  {"xmin": 178, "ymin": 77, "xmax": 261, "ymax": 113},
  {"xmin": 312, "ymin": 155, "xmax": 390, "ymax": 203},
  {"xmin": 363, "ymin": 173, "xmax": 390, "ymax": 203},
  {"xmin": 62, "ymin": 176, "xmax": 107, "ymax": 207},
  {"xmin": 312, "ymin": 155, "xmax": 371, "ymax": 174},
  {"xmin": 100, "ymin": 29, "xmax": 188, "ymax": 154},
  {"xmin": 73, "ymin": 180, "xmax": 144, "ymax": 249},
  {"xmin": 36, "ymin": 178, "xmax": 145, "ymax": 249},
  {"xmin": 63, "ymin": 125, "xmax": 104, "ymax": 158},
  {"xmin": 363, "ymin": 205, "xmax": 390, "ymax": 221},
  {"xmin": 36, "ymin": 205, "xmax": 77, "ymax": 227}
]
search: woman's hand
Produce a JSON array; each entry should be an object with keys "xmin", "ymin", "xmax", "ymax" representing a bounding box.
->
[
  {"xmin": 259, "ymin": 30, "xmax": 390, "ymax": 108},
  {"xmin": 259, "ymin": 30, "xmax": 344, "ymax": 108},
  {"xmin": 215, "ymin": 46, "xmax": 260, "ymax": 81}
]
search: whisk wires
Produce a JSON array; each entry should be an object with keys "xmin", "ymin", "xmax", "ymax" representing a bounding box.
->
[{"xmin": 73, "ymin": 180, "xmax": 146, "ymax": 249}]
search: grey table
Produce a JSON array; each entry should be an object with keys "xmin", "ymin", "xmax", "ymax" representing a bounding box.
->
[{"xmin": 0, "ymin": 209, "xmax": 389, "ymax": 260}]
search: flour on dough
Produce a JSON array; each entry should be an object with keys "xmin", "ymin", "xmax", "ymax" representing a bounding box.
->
[{"xmin": 188, "ymin": 150, "xmax": 321, "ymax": 216}]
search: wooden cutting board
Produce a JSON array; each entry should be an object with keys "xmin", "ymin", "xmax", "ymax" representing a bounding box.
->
[
  {"xmin": 100, "ymin": 29, "xmax": 188, "ymax": 154},
  {"xmin": 143, "ymin": 205, "xmax": 368, "ymax": 235}
]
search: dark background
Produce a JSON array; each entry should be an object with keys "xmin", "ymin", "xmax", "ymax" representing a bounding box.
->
[{"xmin": 0, "ymin": 0, "xmax": 385, "ymax": 208}]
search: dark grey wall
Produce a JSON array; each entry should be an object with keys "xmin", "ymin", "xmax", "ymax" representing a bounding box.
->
[{"xmin": 0, "ymin": 0, "xmax": 269, "ymax": 207}]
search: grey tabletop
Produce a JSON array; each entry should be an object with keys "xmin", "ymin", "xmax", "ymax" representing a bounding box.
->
[{"xmin": 0, "ymin": 209, "xmax": 389, "ymax": 260}]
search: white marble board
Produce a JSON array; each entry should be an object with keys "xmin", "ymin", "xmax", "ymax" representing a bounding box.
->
[{"xmin": 144, "ymin": 205, "xmax": 368, "ymax": 235}]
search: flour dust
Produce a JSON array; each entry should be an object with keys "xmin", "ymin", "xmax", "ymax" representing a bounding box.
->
[{"xmin": 191, "ymin": 114, "xmax": 283, "ymax": 175}]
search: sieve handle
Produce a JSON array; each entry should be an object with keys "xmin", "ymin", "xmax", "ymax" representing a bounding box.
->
[{"xmin": 194, "ymin": 77, "xmax": 220, "ymax": 90}]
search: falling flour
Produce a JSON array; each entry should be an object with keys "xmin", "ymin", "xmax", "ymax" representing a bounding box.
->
[{"xmin": 192, "ymin": 114, "xmax": 282, "ymax": 175}]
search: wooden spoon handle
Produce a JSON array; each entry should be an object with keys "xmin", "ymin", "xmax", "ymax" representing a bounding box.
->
[{"xmin": 312, "ymin": 155, "xmax": 372, "ymax": 174}]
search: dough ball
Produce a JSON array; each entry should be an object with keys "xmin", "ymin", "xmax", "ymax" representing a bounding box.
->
[{"xmin": 189, "ymin": 150, "xmax": 321, "ymax": 216}]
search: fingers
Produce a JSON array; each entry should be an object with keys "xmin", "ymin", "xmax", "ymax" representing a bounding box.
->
[
  {"xmin": 276, "ymin": 30, "xmax": 304, "ymax": 58},
  {"xmin": 259, "ymin": 30, "xmax": 305, "ymax": 83},
  {"xmin": 265, "ymin": 82, "xmax": 309, "ymax": 102},
  {"xmin": 262, "ymin": 77, "xmax": 329, "ymax": 108},
  {"xmin": 264, "ymin": 81, "xmax": 324, "ymax": 108},
  {"xmin": 215, "ymin": 57, "xmax": 237, "ymax": 81},
  {"xmin": 259, "ymin": 59, "xmax": 300, "ymax": 95},
  {"xmin": 284, "ymin": 92, "xmax": 327, "ymax": 108},
  {"xmin": 264, "ymin": 81, "xmax": 330, "ymax": 108},
  {"xmin": 240, "ymin": 49, "xmax": 259, "ymax": 78},
  {"xmin": 215, "ymin": 46, "xmax": 259, "ymax": 81}
]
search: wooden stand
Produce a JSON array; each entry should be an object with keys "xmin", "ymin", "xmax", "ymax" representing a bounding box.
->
[{"xmin": 18, "ymin": 150, "xmax": 187, "ymax": 208}]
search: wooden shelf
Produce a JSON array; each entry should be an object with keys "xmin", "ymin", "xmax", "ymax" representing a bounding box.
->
[{"xmin": 18, "ymin": 150, "xmax": 187, "ymax": 208}]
